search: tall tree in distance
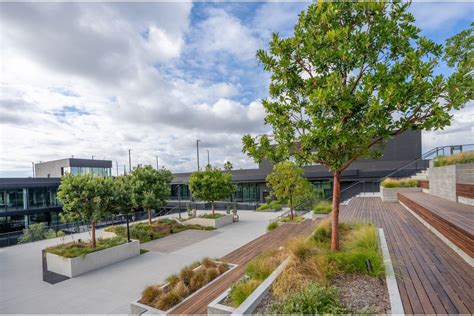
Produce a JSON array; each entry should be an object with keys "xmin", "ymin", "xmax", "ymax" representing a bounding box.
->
[
  {"xmin": 243, "ymin": 2, "xmax": 473, "ymax": 250},
  {"xmin": 130, "ymin": 166, "xmax": 173, "ymax": 225},
  {"xmin": 266, "ymin": 161, "xmax": 311, "ymax": 221},
  {"xmin": 224, "ymin": 161, "xmax": 233, "ymax": 172},
  {"xmin": 58, "ymin": 174, "xmax": 115, "ymax": 248},
  {"xmin": 189, "ymin": 167, "xmax": 236, "ymax": 215}
]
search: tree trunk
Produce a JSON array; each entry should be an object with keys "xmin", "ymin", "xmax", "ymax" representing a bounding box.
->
[
  {"xmin": 211, "ymin": 201, "xmax": 215, "ymax": 215},
  {"xmin": 91, "ymin": 222, "xmax": 96, "ymax": 248},
  {"xmin": 289, "ymin": 195, "xmax": 294, "ymax": 221},
  {"xmin": 148, "ymin": 209, "xmax": 152, "ymax": 225},
  {"xmin": 331, "ymin": 171, "xmax": 341, "ymax": 251}
]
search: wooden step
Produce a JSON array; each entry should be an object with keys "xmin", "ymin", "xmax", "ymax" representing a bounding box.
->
[{"xmin": 398, "ymin": 192, "xmax": 474, "ymax": 258}]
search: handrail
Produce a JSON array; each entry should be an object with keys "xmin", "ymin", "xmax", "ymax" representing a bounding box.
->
[{"xmin": 326, "ymin": 144, "xmax": 474, "ymax": 200}]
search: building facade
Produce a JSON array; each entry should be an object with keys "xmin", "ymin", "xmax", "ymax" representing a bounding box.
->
[{"xmin": 35, "ymin": 158, "xmax": 112, "ymax": 178}]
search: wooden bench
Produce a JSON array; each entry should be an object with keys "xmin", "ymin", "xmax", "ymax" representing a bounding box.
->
[{"xmin": 398, "ymin": 192, "xmax": 474, "ymax": 258}]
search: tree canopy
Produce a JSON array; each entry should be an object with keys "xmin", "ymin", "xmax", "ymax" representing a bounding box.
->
[
  {"xmin": 130, "ymin": 165, "xmax": 173, "ymax": 224},
  {"xmin": 242, "ymin": 2, "xmax": 473, "ymax": 250},
  {"xmin": 266, "ymin": 161, "xmax": 311, "ymax": 220},
  {"xmin": 57, "ymin": 173, "xmax": 114, "ymax": 248},
  {"xmin": 188, "ymin": 167, "xmax": 236, "ymax": 214}
]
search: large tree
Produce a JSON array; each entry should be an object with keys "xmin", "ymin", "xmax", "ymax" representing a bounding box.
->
[
  {"xmin": 130, "ymin": 165, "xmax": 173, "ymax": 225},
  {"xmin": 58, "ymin": 174, "xmax": 115, "ymax": 248},
  {"xmin": 189, "ymin": 166, "xmax": 236, "ymax": 215},
  {"xmin": 266, "ymin": 161, "xmax": 311, "ymax": 221},
  {"xmin": 243, "ymin": 2, "xmax": 472, "ymax": 250}
]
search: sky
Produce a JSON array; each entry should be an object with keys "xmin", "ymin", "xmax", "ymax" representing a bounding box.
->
[{"xmin": 0, "ymin": 1, "xmax": 473, "ymax": 177}]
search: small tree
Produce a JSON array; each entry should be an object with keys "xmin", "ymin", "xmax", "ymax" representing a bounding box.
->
[
  {"xmin": 243, "ymin": 2, "xmax": 472, "ymax": 250},
  {"xmin": 130, "ymin": 165, "xmax": 173, "ymax": 225},
  {"xmin": 224, "ymin": 161, "xmax": 233, "ymax": 172},
  {"xmin": 58, "ymin": 174, "xmax": 114, "ymax": 248},
  {"xmin": 266, "ymin": 161, "xmax": 311, "ymax": 221},
  {"xmin": 113, "ymin": 175, "xmax": 135, "ymax": 241},
  {"xmin": 189, "ymin": 167, "xmax": 236, "ymax": 215}
]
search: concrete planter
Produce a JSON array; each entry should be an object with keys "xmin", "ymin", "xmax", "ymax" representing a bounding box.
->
[
  {"xmin": 429, "ymin": 163, "xmax": 474, "ymax": 204},
  {"xmin": 184, "ymin": 214, "xmax": 234, "ymax": 228},
  {"xmin": 46, "ymin": 240, "xmax": 140, "ymax": 278},
  {"xmin": 130, "ymin": 261, "xmax": 237, "ymax": 315},
  {"xmin": 380, "ymin": 186, "xmax": 421, "ymax": 202},
  {"xmin": 208, "ymin": 258, "xmax": 290, "ymax": 315},
  {"xmin": 312, "ymin": 213, "xmax": 329, "ymax": 220}
]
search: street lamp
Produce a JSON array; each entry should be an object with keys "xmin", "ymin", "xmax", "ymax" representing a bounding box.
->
[
  {"xmin": 128, "ymin": 149, "xmax": 132, "ymax": 172},
  {"xmin": 196, "ymin": 139, "xmax": 201, "ymax": 171},
  {"xmin": 155, "ymin": 156, "xmax": 159, "ymax": 170}
]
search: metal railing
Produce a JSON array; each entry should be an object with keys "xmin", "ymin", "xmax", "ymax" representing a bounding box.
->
[{"xmin": 327, "ymin": 144, "xmax": 474, "ymax": 202}]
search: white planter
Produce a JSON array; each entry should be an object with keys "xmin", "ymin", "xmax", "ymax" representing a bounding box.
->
[
  {"xmin": 184, "ymin": 214, "xmax": 234, "ymax": 228},
  {"xmin": 130, "ymin": 261, "xmax": 237, "ymax": 315},
  {"xmin": 380, "ymin": 186, "xmax": 421, "ymax": 202},
  {"xmin": 208, "ymin": 258, "xmax": 290, "ymax": 315},
  {"xmin": 46, "ymin": 240, "xmax": 140, "ymax": 278},
  {"xmin": 429, "ymin": 163, "xmax": 474, "ymax": 203}
]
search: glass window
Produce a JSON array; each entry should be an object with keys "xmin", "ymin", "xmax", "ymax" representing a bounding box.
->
[
  {"xmin": 28, "ymin": 188, "xmax": 48, "ymax": 208},
  {"xmin": 171, "ymin": 184, "xmax": 191, "ymax": 200},
  {"xmin": 6, "ymin": 189, "xmax": 23, "ymax": 210},
  {"xmin": 0, "ymin": 190, "xmax": 5, "ymax": 212}
]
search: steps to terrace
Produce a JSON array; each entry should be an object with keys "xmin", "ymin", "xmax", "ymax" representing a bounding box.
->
[{"xmin": 398, "ymin": 192, "xmax": 474, "ymax": 262}]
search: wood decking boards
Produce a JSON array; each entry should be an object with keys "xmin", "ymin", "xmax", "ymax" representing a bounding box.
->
[{"xmin": 340, "ymin": 197, "xmax": 474, "ymax": 314}]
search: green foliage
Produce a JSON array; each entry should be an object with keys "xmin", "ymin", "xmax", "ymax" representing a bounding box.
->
[
  {"xmin": 280, "ymin": 215, "xmax": 304, "ymax": 223},
  {"xmin": 189, "ymin": 270, "xmax": 207, "ymax": 291},
  {"xmin": 188, "ymin": 167, "xmax": 236, "ymax": 213},
  {"xmin": 433, "ymin": 151, "xmax": 474, "ymax": 167},
  {"xmin": 223, "ymin": 161, "xmax": 233, "ymax": 172},
  {"xmin": 245, "ymin": 250, "xmax": 282, "ymax": 281},
  {"xmin": 131, "ymin": 165, "xmax": 173, "ymax": 215},
  {"xmin": 230, "ymin": 280, "xmax": 261, "ymax": 307},
  {"xmin": 269, "ymin": 283, "xmax": 348, "ymax": 314},
  {"xmin": 198, "ymin": 213, "xmax": 224, "ymax": 219},
  {"xmin": 112, "ymin": 175, "xmax": 135, "ymax": 215},
  {"xmin": 267, "ymin": 221, "xmax": 278, "ymax": 231},
  {"xmin": 141, "ymin": 285, "xmax": 162, "ymax": 305},
  {"xmin": 380, "ymin": 178, "xmax": 418, "ymax": 188},
  {"xmin": 294, "ymin": 185, "xmax": 322, "ymax": 211},
  {"xmin": 18, "ymin": 223, "xmax": 64, "ymax": 244},
  {"xmin": 266, "ymin": 161, "xmax": 311, "ymax": 215},
  {"xmin": 45, "ymin": 236, "xmax": 126, "ymax": 258},
  {"xmin": 313, "ymin": 201, "xmax": 332, "ymax": 214},
  {"xmin": 257, "ymin": 200, "xmax": 282, "ymax": 211}
]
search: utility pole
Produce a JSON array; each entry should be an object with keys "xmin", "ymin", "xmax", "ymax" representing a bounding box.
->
[
  {"xmin": 196, "ymin": 139, "xmax": 201, "ymax": 171},
  {"xmin": 92, "ymin": 155, "xmax": 94, "ymax": 160},
  {"xmin": 128, "ymin": 149, "xmax": 132, "ymax": 173},
  {"xmin": 32, "ymin": 162, "xmax": 35, "ymax": 178},
  {"xmin": 123, "ymin": 165, "xmax": 126, "ymax": 175},
  {"xmin": 155, "ymin": 156, "xmax": 159, "ymax": 170},
  {"xmin": 207, "ymin": 149, "xmax": 210, "ymax": 167},
  {"xmin": 116, "ymin": 161, "xmax": 119, "ymax": 176}
]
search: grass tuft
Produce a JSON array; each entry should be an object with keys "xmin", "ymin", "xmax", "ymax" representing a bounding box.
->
[
  {"xmin": 380, "ymin": 177, "xmax": 418, "ymax": 188},
  {"xmin": 45, "ymin": 236, "xmax": 126, "ymax": 258},
  {"xmin": 313, "ymin": 201, "xmax": 332, "ymax": 214},
  {"xmin": 267, "ymin": 221, "xmax": 278, "ymax": 231},
  {"xmin": 434, "ymin": 151, "xmax": 474, "ymax": 167}
]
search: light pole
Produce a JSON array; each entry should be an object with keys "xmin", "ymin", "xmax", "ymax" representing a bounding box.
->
[
  {"xmin": 92, "ymin": 155, "xmax": 94, "ymax": 160},
  {"xmin": 155, "ymin": 156, "xmax": 159, "ymax": 170},
  {"xmin": 207, "ymin": 149, "xmax": 210, "ymax": 167},
  {"xmin": 178, "ymin": 184, "xmax": 182, "ymax": 219},
  {"xmin": 116, "ymin": 161, "xmax": 119, "ymax": 176},
  {"xmin": 128, "ymin": 149, "xmax": 132, "ymax": 173},
  {"xmin": 196, "ymin": 139, "xmax": 201, "ymax": 171}
]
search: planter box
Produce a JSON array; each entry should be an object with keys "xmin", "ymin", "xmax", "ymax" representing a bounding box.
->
[
  {"xmin": 380, "ymin": 186, "xmax": 421, "ymax": 202},
  {"xmin": 208, "ymin": 258, "xmax": 290, "ymax": 315},
  {"xmin": 130, "ymin": 261, "xmax": 237, "ymax": 315},
  {"xmin": 312, "ymin": 213, "xmax": 329, "ymax": 220},
  {"xmin": 46, "ymin": 240, "xmax": 140, "ymax": 278},
  {"xmin": 184, "ymin": 214, "xmax": 234, "ymax": 228},
  {"xmin": 429, "ymin": 163, "xmax": 474, "ymax": 204}
]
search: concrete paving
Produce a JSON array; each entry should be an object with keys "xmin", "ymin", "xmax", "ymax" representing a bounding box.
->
[
  {"xmin": 141, "ymin": 229, "xmax": 221, "ymax": 253},
  {"xmin": 0, "ymin": 210, "xmax": 283, "ymax": 314}
]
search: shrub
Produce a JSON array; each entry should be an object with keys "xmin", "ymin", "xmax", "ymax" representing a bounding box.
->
[
  {"xmin": 380, "ymin": 178, "xmax": 418, "ymax": 188},
  {"xmin": 18, "ymin": 223, "xmax": 49, "ymax": 244},
  {"xmin": 189, "ymin": 270, "xmax": 207, "ymax": 291},
  {"xmin": 313, "ymin": 201, "xmax": 332, "ymax": 214},
  {"xmin": 270, "ymin": 283, "xmax": 348, "ymax": 314},
  {"xmin": 199, "ymin": 213, "xmax": 225, "ymax": 219},
  {"xmin": 312, "ymin": 219, "xmax": 331, "ymax": 242},
  {"xmin": 179, "ymin": 266, "xmax": 194, "ymax": 286},
  {"xmin": 434, "ymin": 151, "xmax": 474, "ymax": 167},
  {"xmin": 201, "ymin": 257, "xmax": 216, "ymax": 268},
  {"xmin": 45, "ymin": 236, "xmax": 126, "ymax": 258},
  {"xmin": 217, "ymin": 263, "xmax": 229, "ymax": 274},
  {"xmin": 267, "ymin": 221, "xmax": 278, "ymax": 231},
  {"xmin": 166, "ymin": 274, "xmax": 180, "ymax": 287},
  {"xmin": 245, "ymin": 250, "xmax": 280, "ymax": 281},
  {"xmin": 257, "ymin": 200, "xmax": 282, "ymax": 211},
  {"xmin": 45, "ymin": 229, "xmax": 65, "ymax": 239},
  {"xmin": 173, "ymin": 281, "xmax": 189, "ymax": 298},
  {"xmin": 141, "ymin": 285, "xmax": 162, "ymax": 305},
  {"xmin": 280, "ymin": 215, "xmax": 304, "ymax": 223},
  {"xmin": 154, "ymin": 290, "xmax": 181, "ymax": 311},
  {"xmin": 205, "ymin": 267, "xmax": 219, "ymax": 282},
  {"xmin": 230, "ymin": 279, "xmax": 261, "ymax": 307},
  {"xmin": 287, "ymin": 237, "xmax": 315, "ymax": 260}
]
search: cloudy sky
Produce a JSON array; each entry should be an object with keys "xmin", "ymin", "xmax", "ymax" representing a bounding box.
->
[{"xmin": 0, "ymin": 1, "xmax": 473, "ymax": 177}]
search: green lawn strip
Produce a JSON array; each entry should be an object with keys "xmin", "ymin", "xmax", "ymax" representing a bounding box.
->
[{"xmin": 45, "ymin": 236, "xmax": 127, "ymax": 258}]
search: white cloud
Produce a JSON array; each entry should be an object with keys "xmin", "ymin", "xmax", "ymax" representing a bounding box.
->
[{"xmin": 410, "ymin": 2, "xmax": 474, "ymax": 31}]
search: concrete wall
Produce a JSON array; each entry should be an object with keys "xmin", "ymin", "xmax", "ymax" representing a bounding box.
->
[
  {"xmin": 46, "ymin": 240, "xmax": 140, "ymax": 277},
  {"xmin": 380, "ymin": 186, "xmax": 421, "ymax": 202},
  {"xmin": 429, "ymin": 164, "xmax": 474, "ymax": 203}
]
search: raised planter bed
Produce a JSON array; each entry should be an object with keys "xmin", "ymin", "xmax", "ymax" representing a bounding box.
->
[
  {"xmin": 46, "ymin": 240, "xmax": 140, "ymax": 278},
  {"xmin": 380, "ymin": 186, "xmax": 421, "ymax": 202},
  {"xmin": 184, "ymin": 214, "xmax": 234, "ymax": 228},
  {"xmin": 130, "ymin": 260, "xmax": 237, "ymax": 315},
  {"xmin": 208, "ymin": 228, "xmax": 403, "ymax": 315}
]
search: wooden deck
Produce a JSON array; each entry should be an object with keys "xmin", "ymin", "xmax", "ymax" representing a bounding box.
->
[
  {"xmin": 399, "ymin": 192, "xmax": 474, "ymax": 257},
  {"xmin": 341, "ymin": 197, "xmax": 474, "ymax": 314},
  {"xmin": 169, "ymin": 219, "xmax": 315, "ymax": 314}
]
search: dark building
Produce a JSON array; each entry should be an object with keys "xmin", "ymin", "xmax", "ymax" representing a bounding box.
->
[
  {"xmin": 171, "ymin": 131, "xmax": 425, "ymax": 203},
  {"xmin": 35, "ymin": 158, "xmax": 112, "ymax": 178}
]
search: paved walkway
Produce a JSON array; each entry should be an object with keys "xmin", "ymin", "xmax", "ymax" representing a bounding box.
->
[
  {"xmin": 141, "ymin": 229, "xmax": 221, "ymax": 253},
  {"xmin": 0, "ymin": 210, "xmax": 282, "ymax": 314},
  {"xmin": 340, "ymin": 197, "xmax": 474, "ymax": 314}
]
